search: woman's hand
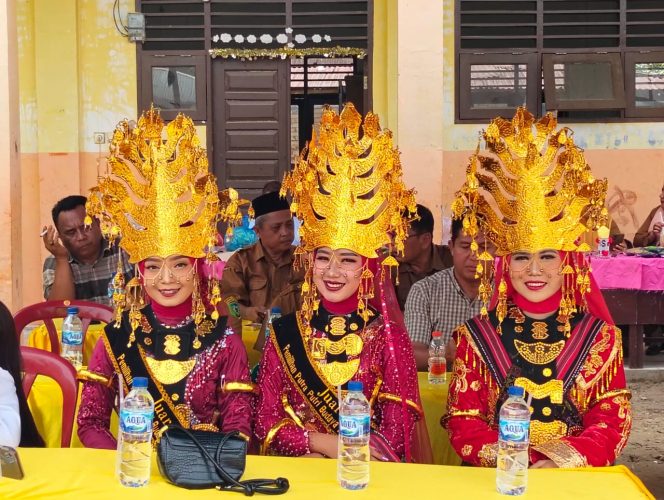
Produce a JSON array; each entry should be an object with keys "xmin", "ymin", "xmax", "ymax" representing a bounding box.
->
[
  {"xmin": 530, "ymin": 459, "xmax": 558, "ymax": 469},
  {"xmin": 308, "ymin": 432, "xmax": 339, "ymax": 458},
  {"xmin": 369, "ymin": 446, "xmax": 390, "ymax": 462}
]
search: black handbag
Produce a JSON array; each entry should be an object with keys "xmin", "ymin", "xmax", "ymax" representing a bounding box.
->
[{"xmin": 156, "ymin": 425, "xmax": 289, "ymax": 496}]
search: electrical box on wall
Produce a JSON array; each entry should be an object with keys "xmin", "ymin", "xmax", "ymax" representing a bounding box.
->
[{"xmin": 127, "ymin": 13, "xmax": 145, "ymax": 43}]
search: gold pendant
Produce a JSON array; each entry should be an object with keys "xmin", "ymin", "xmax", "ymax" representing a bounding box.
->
[
  {"xmin": 529, "ymin": 420, "xmax": 568, "ymax": 446},
  {"xmin": 193, "ymin": 336, "xmax": 201, "ymax": 349},
  {"xmin": 164, "ymin": 334, "xmax": 181, "ymax": 355},
  {"xmin": 320, "ymin": 359, "xmax": 360, "ymax": 386},
  {"xmin": 145, "ymin": 357, "xmax": 196, "ymax": 385},
  {"xmin": 325, "ymin": 334, "xmax": 364, "ymax": 356},
  {"xmin": 514, "ymin": 339, "xmax": 564, "ymax": 365},
  {"xmin": 514, "ymin": 377, "xmax": 563, "ymax": 403},
  {"xmin": 328, "ymin": 317, "xmax": 347, "ymax": 336},
  {"xmin": 531, "ymin": 321, "xmax": 549, "ymax": 340}
]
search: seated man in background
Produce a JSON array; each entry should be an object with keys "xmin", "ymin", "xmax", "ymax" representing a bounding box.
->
[
  {"xmin": 405, "ymin": 218, "xmax": 495, "ymax": 371},
  {"xmin": 395, "ymin": 204, "xmax": 452, "ymax": 310},
  {"xmin": 42, "ymin": 195, "xmax": 132, "ymax": 307},
  {"xmin": 221, "ymin": 191, "xmax": 304, "ymax": 334}
]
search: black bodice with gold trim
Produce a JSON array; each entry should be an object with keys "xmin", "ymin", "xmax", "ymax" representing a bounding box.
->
[{"xmin": 491, "ymin": 306, "xmax": 584, "ymax": 440}]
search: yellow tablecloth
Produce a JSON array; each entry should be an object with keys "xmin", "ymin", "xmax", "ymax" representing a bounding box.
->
[
  {"xmin": 417, "ymin": 372, "xmax": 460, "ymax": 466},
  {"xmin": 0, "ymin": 448, "xmax": 653, "ymax": 499},
  {"xmin": 27, "ymin": 319, "xmax": 105, "ymax": 365}
]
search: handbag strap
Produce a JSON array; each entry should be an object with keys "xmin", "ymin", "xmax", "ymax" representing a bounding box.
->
[{"xmin": 167, "ymin": 426, "xmax": 289, "ymax": 496}]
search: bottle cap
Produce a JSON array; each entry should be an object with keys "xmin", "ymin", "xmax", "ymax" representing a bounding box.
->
[
  {"xmin": 66, "ymin": 306, "xmax": 79, "ymax": 315},
  {"xmin": 347, "ymin": 380, "xmax": 363, "ymax": 392},
  {"xmin": 271, "ymin": 307, "xmax": 282, "ymax": 314},
  {"xmin": 432, "ymin": 331, "xmax": 442, "ymax": 338},
  {"xmin": 133, "ymin": 377, "xmax": 148, "ymax": 389},
  {"xmin": 508, "ymin": 385, "xmax": 525, "ymax": 397}
]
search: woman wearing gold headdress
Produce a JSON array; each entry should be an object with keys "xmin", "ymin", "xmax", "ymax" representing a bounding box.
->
[
  {"xmin": 443, "ymin": 108, "xmax": 631, "ymax": 468},
  {"xmin": 77, "ymin": 108, "xmax": 254, "ymax": 448},
  {"xmin": 254, "ymin": 104, "xmax": 424, "ymax": 462}
]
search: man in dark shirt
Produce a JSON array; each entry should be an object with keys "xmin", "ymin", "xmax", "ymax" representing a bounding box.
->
[
  {"xmin": 395, "ymin": 204, "xmax": 453, "ymax": 310},
  {"xmin": 42, "ymin": 195, "xmax": 132, "ymax": 306}
]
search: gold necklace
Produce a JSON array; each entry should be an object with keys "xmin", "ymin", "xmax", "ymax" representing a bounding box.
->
[{"xmin": 514, "ymin": 339, "xmax": 565, "ymax": 365}]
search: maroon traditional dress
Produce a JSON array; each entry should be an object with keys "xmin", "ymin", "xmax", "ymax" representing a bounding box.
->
[
  {"xmin": 78, "ymin": 306, "xmax": 253, "ymax": 449},
  {"xmin": 254, "ymin": 304, "xmax": 421, "ymax": 460}
]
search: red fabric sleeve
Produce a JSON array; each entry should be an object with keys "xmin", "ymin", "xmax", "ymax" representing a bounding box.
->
[
  {"xmin": 217, "ymin": 333, "xmax": 254, "ymax": 437},
  {"xmin": 444, "ymin": 329, "xmax": 500, "ymax": 466},
  {"xmin": 77, "ymin": 339, "xmax": 118, "ymax": 450},
  {"xmin": 254, "ymin": 337, "xmax": 309, "ymax": 456}
]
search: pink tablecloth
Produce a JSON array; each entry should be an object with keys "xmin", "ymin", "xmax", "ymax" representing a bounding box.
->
[{"xmin": 591, "ymin": 255, "xmax": 664, "ymax": 291}]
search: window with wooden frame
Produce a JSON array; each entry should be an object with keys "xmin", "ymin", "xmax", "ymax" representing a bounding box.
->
[
  {"xmin": 456, "ymin": 0, "xmax": 664, "ymax": 122},
  {"xmin": 139, "ymin": 53, "xmax": 207, "ymax": 121}
]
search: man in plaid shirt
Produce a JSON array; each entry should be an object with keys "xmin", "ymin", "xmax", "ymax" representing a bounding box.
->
[
  {"xmin": 42, "ymin": 196, "xmax": 133, "ymax": 307},
  {"xmin": 404, "ymin": 218, "xmax": 495, "ymax": 371}
]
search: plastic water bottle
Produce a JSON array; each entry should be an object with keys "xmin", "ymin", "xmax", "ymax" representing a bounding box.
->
[
  {"xmin": 338, "ymin": 380, "xmax": 370, "ymax": 490},
  {"xmin": 497, "ymin": 386, "xmax": 530, "ymax": 496},
  {"xmin": 428, "ymin": 331, "xmax": 446, "ymax": 384},
  {"xmin": 61, "ymin": 306, "xmax": 83, "ymax": 369},
  {"xmin": 117, "ymin": 377, "xmax": 154, "ymax": 487},
  {"xmin": 265, "ymin": 307, "xmax": 282, "ymax": 338}
]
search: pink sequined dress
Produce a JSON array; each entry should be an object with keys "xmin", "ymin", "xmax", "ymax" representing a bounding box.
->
[
  {"xmin": 254, "ymin": 305, "xmax": 421, "ymax": 460},
  {"xmin": 77, "ymin": 306, "xmax": 254, "ymax": 449}
]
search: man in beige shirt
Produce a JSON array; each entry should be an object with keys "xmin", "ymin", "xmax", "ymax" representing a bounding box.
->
[{"xmin": 221, "ymin": 191, "xmax": 304, "ymax": 333}]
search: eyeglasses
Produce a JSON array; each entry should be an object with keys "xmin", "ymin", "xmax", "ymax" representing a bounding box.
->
[
  {"xmin": 142, "ymin": 261, "xmax": 195, "ymax": 281},
  {"xmin": 312, "ymin": 253, "xmax": 363, "ymax": 273},
  {"xmin": 509, "ymin": 253, "xmax": 561, "ymax": 273}
]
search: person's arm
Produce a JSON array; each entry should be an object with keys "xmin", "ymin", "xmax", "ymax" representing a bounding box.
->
[
  {"xmin": 221, "ymin": 252, "xmax": 266, "ymax": 332},
  {"xmin": 443, "ymin": 327, "xmax": 501, "ymax": 466},
  {"xmin": 0, "ymin": 369, "xmax": 21, "ymax": 448},
  {"xmin": 254, "ymin": 336, "xmax": 310, "ymax": 456},
  {"xmin": 532, "ymin": 326, "xmax": 631, "ymax": 467},
  {"xmin": 42, "ymin": 226, "xmax": 75, "ymax": 301},
  {"xmin": 633, "ymin": 207, "xmax": 658, "ymax": 247},
  {"xmin": 404, "ymin": 283, "xmax": 432, "ymax": 371},
  {"xmin": 373, "ymin": 325, "xmax": 421, "ymax": 460},
  {"xmin": 218, "ymin": 333, "xmax": 254, "ymax": 439},
  {"xmin": 77, "ymin": 337, "xmax": 118, "ymax": 449}
]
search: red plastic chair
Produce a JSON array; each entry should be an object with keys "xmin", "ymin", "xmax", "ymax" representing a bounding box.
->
[
  {"xmin": 21, "ymin": 346, "xmax": 78, "ymax": 448},
  {"xmin": 13, "ymin": 300, "xmax": 114, "ymax": 355}
]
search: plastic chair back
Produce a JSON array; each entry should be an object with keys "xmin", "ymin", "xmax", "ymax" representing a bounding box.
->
[
  {"xmin": 14, "ymin": 300, "xmax": 113, "ymax": 355},
  {"xmin": 21, "ymin": 346, "xmax": 78, "ymax": 448}
]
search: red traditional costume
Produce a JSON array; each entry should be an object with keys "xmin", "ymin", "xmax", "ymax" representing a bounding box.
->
[
  {"xmin": 254, "ymin": 104, "xmax": 427, "ymax": 462},
  {"xmin": 78, "ymin": 108, "xmax": 254, "ymax": 448},
  {"xmin": 443, "ymin": 108, "xmax": 631, "ymax": 467}
]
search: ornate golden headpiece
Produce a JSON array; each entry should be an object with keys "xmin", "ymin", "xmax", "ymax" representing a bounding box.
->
[
  {"xmin": 451, "ymin": 108, "xmax": 609, "ymax": 332},
  {"xmin": 86, "ymin": 106, "xmax": 247, "ymax": 344},
  {"xmin": 451, "ymin": 107, "xmax": 608, "ymax": 256},
  {"xmin": 282, "ymin": 103, "xmax": 416, "ymax": 326},
  {"xmin": 85, "ymin": 106, "xmax": 239, "ymax": 263},
  {"xmin": 282, "ymin": 103, "xmax": 416, "ymax": 258}
]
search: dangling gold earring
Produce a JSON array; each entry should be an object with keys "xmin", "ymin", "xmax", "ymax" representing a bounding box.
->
[
  {"xmin": 559, "ymin": 253, "xmax": 575, "ymax": 337},
  {"xmin": 124, "ymin": 265, "xmax": 145, "ymax": 347},
  {"xmin": 191, "ymin": 270, "xmax": 206, "ymax": 349},
  {"xmin": 110, "ymin": 259, "xmax": 127, "ymax": 327}
]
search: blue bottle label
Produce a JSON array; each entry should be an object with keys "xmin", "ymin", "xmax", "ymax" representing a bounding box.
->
[
  {"xmin": 120, "ymin": 409, "xmax": 154, "ymax": 433},
  {"xmin": 499, "ymin": 419, "xmax": 530, "ymax": 443},
  {"xmin": 62, "ymin": 329, "xmax": 83, "ymax": 345},
  {"xmin": 339, "ymin": 415, "xmax": 370, "ymax": 438}
]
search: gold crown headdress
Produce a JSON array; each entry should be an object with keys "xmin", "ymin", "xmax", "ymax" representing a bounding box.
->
[
  {"xmin": 282, "ymin": 103, "xmax": 417, "ymax": 327},
  {"xmin": 451, "ymin": 108, "xmax": 608, "ymax": 331},
  {"xmin": 86, "ymin": 106, "xmax": 248, "ymax": 344}
]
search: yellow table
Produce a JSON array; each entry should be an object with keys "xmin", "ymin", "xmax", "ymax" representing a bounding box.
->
[
  {"xmin": 417, "ymin": 372, "xmax": 460, "ymax": 466},
  {"xmin": 27, "ymin": 319, "xmax": 105, "ymax": 365},
  {"xmin": 0, "ymin": 448, "xmax": 653, "ymax": 499}
]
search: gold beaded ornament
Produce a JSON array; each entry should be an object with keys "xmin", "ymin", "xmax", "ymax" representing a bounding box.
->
[
  {"xmin": 451, "ymin": 108, "xmax": 609, "ymax": 331},
  {"xmin": 85, "ymin": 106, "xmax": 248, "ymax": 345},
  {"xmin": 281, "ymin": 103, "xmax": 417, "ymax": 332}
]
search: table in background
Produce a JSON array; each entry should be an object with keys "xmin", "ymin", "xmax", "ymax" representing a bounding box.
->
[
  {"xmin": 417, "ymin": 372, "xmax": 459, "ymax": 465},
  {"xmin": 0, "ymin": 448, "xmax": 653, "ymax": 499},
  {"xmin": 591, "ymin": 255, "xmax": 664, "ymax": 368}
]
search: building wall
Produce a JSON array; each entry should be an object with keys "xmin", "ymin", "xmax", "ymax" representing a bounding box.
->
[
  {"xmin": 374, "ymin": 0, "xmax": 664, "ymax": 244},
  {"xmin": 5, "ymin": 0, "xmax": 663, "ymax": 308}
]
